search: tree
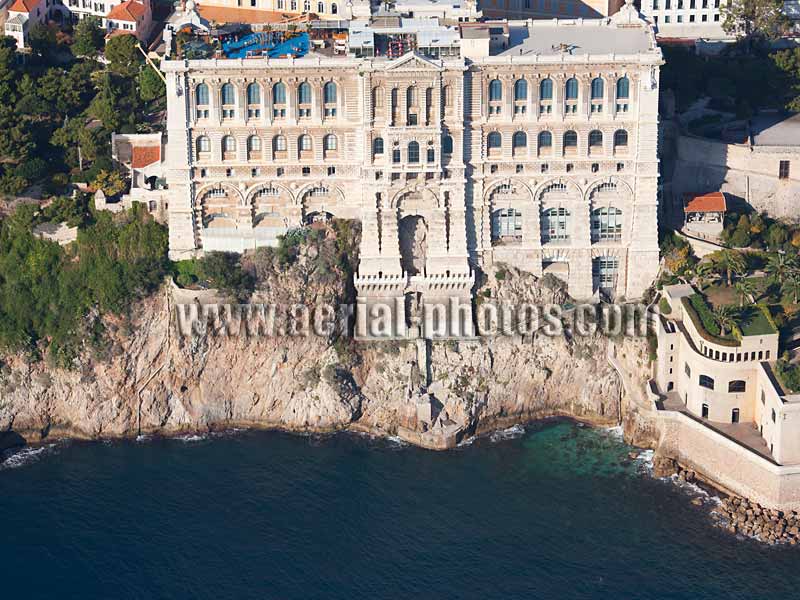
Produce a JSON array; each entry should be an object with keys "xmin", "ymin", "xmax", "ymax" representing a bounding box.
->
[
  {"xmin": 772, "ymin": 48, "xmax": 800, "ymax": 112},
  {"xmin": 712, "ymin": 305, "xmax": 738, "ymax": 337},
  {"xmin": 104, "ymin": 35, "xmax": 143, "ymax": 77},
  {"xmin": 88, "ymin": 73, "xmax": 121, "ymax": 130},
  {"xmin": 734, "ymin": 279, "xmax": 757, "ymax": 306},
  {"xmin": 709, "ymin": 249, "xmax": 747, "ymax": 286},
  {"xmin": 27, "ymin": 23, "xmax": 58, "ymax": 61},
  {"xmin": 0, "ymin": 36, "xmax": 17, "ymax": 104},
  {"xmin": 721, "ymin": 0, "xmax": 791, "ymax": 43},
  {"xmin": 694, "ymin": 261, "xmax": 717, "ymax": 289},
  {"xmin": 766, "ymin": 222, "xmax": 788, "ymax": 250},
  {"xmin": 138, "ymin": 63, "xmax": 165, "ymax": 102},
  {"xmin": 73, "ymin": 16, "xmax": 104, "ymax": 57},
  {"xmin": 92, "ymin": 170, "xmax": 126, "ymax": 196},
  {"xmin": 782, "ymin": 274, "xmax": 800, "ymax": 304},
  {"xmin": 765, "ymin": 252, "xmax": 799, "ymax": 286}
]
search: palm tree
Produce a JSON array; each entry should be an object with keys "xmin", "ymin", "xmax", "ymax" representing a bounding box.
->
[
  {"xmin": 694, "ymin": 261, "xmax": 716, "ymax": 290},
  {"xmin": 734, "ymin": 279, "xmax": 757, "ymax": 307},
  {"xmin": 766, "ymin": 253, "xmax": 799, "ymax": 287},
  {"xmin": 782, "ymin": 273, "xmax": 800, "ymax": 305},
  {"xmin": 713, "ymin": 249, "xmax": 746, "ymax": 287},
  {"xmin": 712, "ymin": 305, "xmax": 738, "ymax": 337}
]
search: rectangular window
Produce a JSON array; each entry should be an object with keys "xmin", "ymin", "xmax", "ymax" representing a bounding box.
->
[
  {"xmin": 772, "ymin": 408, "xmax": 776, "ymax": 423},
  {"xmin": 779, "ymin": 160, "xmax": 790, "ymax": 179},
  {"xmin": 685, "ymin": 363, "xmax": 691, "ymax": 377}
]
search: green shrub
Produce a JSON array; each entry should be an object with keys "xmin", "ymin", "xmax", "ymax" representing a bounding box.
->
[
  {"xmin": 775, "ymin": 359, "xmax": 800, "ymax": 393},
  {"xmin": 688, "ymin": 293, "xmax": 721, "ymax": 337},
  {"xmin": 659, "ymin": 297, "xmax": 672, "ymax": 315}
]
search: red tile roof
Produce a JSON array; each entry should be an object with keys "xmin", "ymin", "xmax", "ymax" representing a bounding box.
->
[
  {"xmin": 683, "ymin": 192, "xmax": 727, "ymax": 213},
  {"xmin": 107, "ymin": 0, "xmax": 146, "ymax": 21},
  {"xmin": 131, "ymin": 145, "xmax": 161, "ymax": 168},
  {"xmin": 9, "ymin": 0, "xmax": 40, "ymax": 12}
]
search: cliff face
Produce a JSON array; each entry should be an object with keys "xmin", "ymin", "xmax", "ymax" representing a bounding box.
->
[{"xmin": 0, "ymin": 259, "xmax": 651, "ymax": 444}]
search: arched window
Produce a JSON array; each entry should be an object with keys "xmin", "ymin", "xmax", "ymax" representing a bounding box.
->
[
  {"xmin": 537, "ymin": 131, "xmax": 552, "ymax": 152},
  {"xmin": 443, "ymin": 85, "xmax": 453, "ymax": 108},
  {"xmin": 514, "ymin": 79, "xmax": 527, "ymax": 101},
  {"xmin": 728, "ymin": 380, "xmax": 746, "ymax": 393},
  {"xmin": 247, "ymin": 135, "xmax": 262, "ymax": 160},
  {"xmin": 614, "ymin": 129, "xmax": 628, "ymax": 149},
  {"xmin": 303, "ymin": 0, "xmax": 310, "ymax": 10},
  {"xmin": 591, "ymin": 207, "xmax": 622, "ymax": 242},
  {"xmin": 512, "ymin": 131, "xmax": 527, "ymax": 151},
  {"xmin": 298, "ymin": 82, "xmax": 312, "ymax": 105},
  {"xmin": 541, "ymin": 207, "xmax": 570, "ymax": 242},
  {"xmin": 273, "ymin": 82, "xmax": 287, "ymax": 118},
  {"xmin": 565, "ymin": 77, "xmax": 578, "ymax": 100},
  {"xmin": 373, "ymin": 137, "xmax": 384, "ymax": 156},
  {"xmin": 408, "ymin": 141, "xmax": 420, "ymax": 163},
  {"xmin": 392, "ymin": 147, "xmax": 401, "ymax": 163},
  {"xmin": 222, "ymin": 135, "xmax": 236, "ymax": 159},
  {"xmin": 195, "ymin": 135, "xmax": 210, "ymax": 157},
  {"xmin": 427, "ymin": 147, "xmax": 435, "ymax": 163},
  {"xmin": 487, "ymin": 131, "xmax": 502, "ymax": 156},
  {"xmin": 591, "ymin": 77, "xmax": 604, "ymax": 100},
  {"xmin": 539, "ymin": 78, "xmax": 553, "ymax": 100},
  {"xmin": 318, "ymin": 1, "xmax": 324, "ymax": 12},
  {"xmin": 247, "ymin": 83, "xmax": 260, "ymax": 105},
  {"xmin": 331, "ymin": 2, "xmax": 337, "ymax": 13},
  {"xmin": 196, "ymin": 84, "xmax": 209, "ymax": 105},
  {"xmin": 442, "ymin": 134, "xmax": 453, "ymax": 155},
  {"xmin": 323, "ymin": 81, "xmax": 337, "ymax": 104},
  {"xmin": 221, "ymin": 83, "xmax": 235, "ymax": 105},
  {"xmin": 273, "ymin": 135, "xmax": 287, "ymax": 158},
  {"xmin": 616, "ymin": 76, "xmax": 630, "ymax": 99},
  {"xmin": 489, "ymin": 79, "xmax": 502, "ymax": 101},
  {"xmin": 493, "ymin": 208, "xmax": 523, "ymax": 240},
  {"xmin": 699, "ymin": 375, "xmax": 715, "ymax": 390},
  {"xmin": 589, "ymin": 130, "xmax": 603, "ymax": 148},
  {"xmin": 323, "ymin": 134, "xmax": 338, "ymax": 158},
  {"xmin": 298, "ymin": 134, "xmax": 312, "ymax": 156},
  {"xmin": 563, "ymin": 130, "xmax": 578, "ymax": 150}
]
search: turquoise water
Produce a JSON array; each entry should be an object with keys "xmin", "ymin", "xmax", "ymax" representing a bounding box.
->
[{"xmin": 2, "ymin": 420, "xmax": 800, "ymax": 599}]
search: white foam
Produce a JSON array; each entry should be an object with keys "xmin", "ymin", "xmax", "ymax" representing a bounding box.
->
[
  {"xmin": 490, "ymin": 424, "xmax": 526, "ymax": 443},
  {"xmin": 603, "ymin": 424, "xmax": 624, "ymax": 441},
  {"xmin": 178, "ymin": 433, "xmax": 208, "ymax": 443},
  {"xmin": 1, "ymin": 444, "xmax": 57, "ymax": 470}
]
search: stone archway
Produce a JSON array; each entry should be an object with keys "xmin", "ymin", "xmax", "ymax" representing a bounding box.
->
[{"xmin": 399, "ymin": 215, "xmax": 427, "ymax": 276}]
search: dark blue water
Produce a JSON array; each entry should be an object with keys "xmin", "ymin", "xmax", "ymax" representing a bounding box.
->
[{"xmin": 2, "ymin": 421, "xmax": 800, "ymax": 599}]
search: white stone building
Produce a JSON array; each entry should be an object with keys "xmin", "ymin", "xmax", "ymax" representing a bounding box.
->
[
  {"xmin": 161, "ymin": 1, "xmax": 662, "ymax": 322},
  {"xmin": 638, "ymin": 0, "xmax": 731, "ymax": 39}
]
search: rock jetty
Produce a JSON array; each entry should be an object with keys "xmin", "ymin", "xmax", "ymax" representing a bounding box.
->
[{"xmin": 714, "ymin": 496, "xmax": 800, "ymax": 545}]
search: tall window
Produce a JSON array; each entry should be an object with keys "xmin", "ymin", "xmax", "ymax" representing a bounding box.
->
[
  {"xmin": 427, "ymin": 147, "xmax": 435, "ymax": 163},
  {"xmin": 489, "ymin": 78, "xmax": 502, "ymax": 101},
  {"xmin": 373, "ymin": 137, "xmax": 384, "ymax": 157},
  {"xmin": 391, "ymin": 88, "xmax": 399, "ymax": 125},
  {"xmin": 779, "ymin": 160, "xmax": 790, "ymax": 179},
  {"xmin": 443, "ymin": 85, "xmax": 453, "ymax": 109},
  {"xmin": 221, "ymin": 83, "xmax": 235, "ymax": 119},
  {"xmin": 442, "ymin": 134, "xmax": 454, "ymax": 155},
  {"xmin": 323, "ymin": 134, "xmax": 338, "ymax": 158},
  {"xmin": 539, "ymin": 78, "xmax": 553, "ymax": 100},
  {"xmin": 246, "ymin": 83, "xmax": 261, "ymax": 118},
  {"xmin": 331, "ymin": 2, "xmax": 337, "ymax": 13},
  {"xmin": 614, "ymin": 129, "xmax": 629, "ymax": 152},
  {"xmin": 593, "ymin": 256, "xmax": 619, "ymax": 292},
  {"xmin": 487, "ymin": 131, "xmax": 502, "ymax": 157},
  {"xmin": 588, "ymin": 130, "xmax": 603, "ymax": 151},
  {"xmin": 541, "ymin": 208, "xmax": 570, "ymax": 242},
  {"xmin": 616, "ymin": 77, "xmax": 630, "ymax": 112},
  {"xmin": 514, "ymin": 79, "xmax": 528, "ymax": 101},
  {"xmin": 563, "ymin": 130, "xmax": 578, "ymax": 154},
  {"xmin": 222, "ymin": 135, "xmax": 236, "ymax": 160},
  {"xmin": 591, "ymin": 78, "xmax": 604, "ymax": 99},
  {"xmin": 323, "ymin": 82, "xmax": 337, "ymax": 117},
  {"xmin": 247, "ymin": 135, "xmax": 261, "ymax": 160},
  {"xmin": 537, "ymin": 131, "xmax": 552, "ymax": 155},
  {"xmin": 408, "ymin": 141, "xmax": 420, "ymax": 163},
  {"xmin": 591, "ymin": 207, "xmax": 622, "ymax": 242},
  {"xmin": 272, "ymin": 82, "xmax": 287, "ymax": 118},
  {"xmin": 699, "ymin": 375, "xmax": 715, "ymax": 390},
  {"xmin": 195, "ymin": 84, "xmax": 209, "ymax": 118},
  {"xmin": 298, "ymin": 82, "xmax": 311, "ymax": 117},
  {"xmin": 406, "ymin": 86, "xmax": 418, "ymax": 125},
  {"xmin": 512, "ymin": 131, "xmax": 527, "ymax": 155},
  {"xmin": 565, "ymin": 77, "xmax": 578, "ymax": 99},
  {"xmin": 493, "ymin": 209, "xmax": 523, "ymax": 240}
]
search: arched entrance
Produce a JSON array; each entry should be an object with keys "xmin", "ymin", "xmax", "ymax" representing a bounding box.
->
[{"xmin": 399, "ymin": 215, "xmax": 427, "ymax": 276}]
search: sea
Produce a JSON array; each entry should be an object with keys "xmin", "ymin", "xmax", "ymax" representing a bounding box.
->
[{"xmin": 2, "ymin": 419, "xmax": 800, "ymax": 599}]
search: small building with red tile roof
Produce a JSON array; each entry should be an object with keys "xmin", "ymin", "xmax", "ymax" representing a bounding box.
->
[
  {"xmin": 106, "ymin": 0, "xmax": 153, "ymax": 43},
  {"xmin": 683, "ymin": 192, "xmax": 726, "ymax": 238},
  {"xmin": 683, "ymin": 192, "xmax": 727, "ymax": 214},
  {"xmin": 3, "ymin": 0, "xmax": 49, "ymax": 49}
]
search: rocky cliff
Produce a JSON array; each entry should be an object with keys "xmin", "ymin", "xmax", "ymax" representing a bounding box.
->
[{"xmin": 0, "ymin": 235, "xmax": 651, "ymax": 446}]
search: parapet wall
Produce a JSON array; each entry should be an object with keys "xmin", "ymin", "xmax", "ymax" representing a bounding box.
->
[
  {"xmin": 673, "ymin": 134, "xmax": 800, "ymax": 221},
  {"xmin": 655, "ymin": 410, "xmax": 800, "ymax": 511}
]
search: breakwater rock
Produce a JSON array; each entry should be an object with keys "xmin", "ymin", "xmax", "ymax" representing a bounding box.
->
[{"xmin": 714, "ymin": 496, "xmax": 800, "ymax": 545}]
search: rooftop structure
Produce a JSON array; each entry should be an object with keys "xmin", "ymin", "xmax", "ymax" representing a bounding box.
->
[{"xmin": 750, "ymin": 113, "xmax": 800, "ymax": 148}]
